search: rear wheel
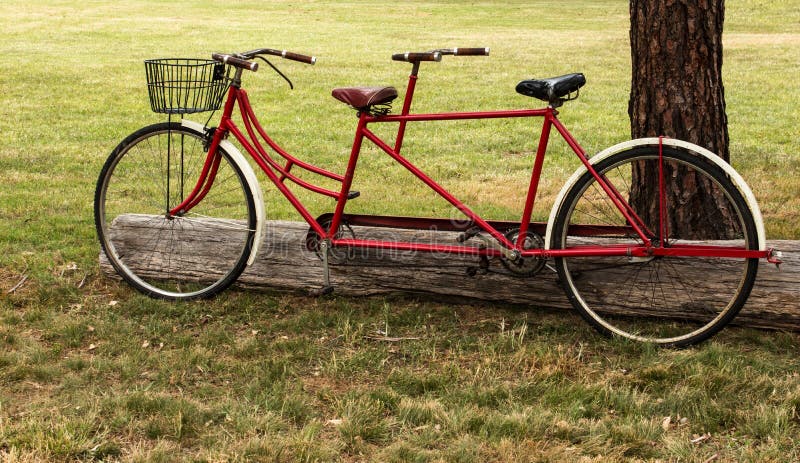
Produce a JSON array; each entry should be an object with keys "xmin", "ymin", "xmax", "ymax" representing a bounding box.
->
[
  {"xmin": 551, "ymin": 146, "xmax": 758, "ymax": 346},
  {"xmin": 95, "ymin": 122, "xmax": 256, "ymax": 299}
]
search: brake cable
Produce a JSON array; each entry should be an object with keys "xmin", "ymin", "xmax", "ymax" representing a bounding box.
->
[{"xmin": 256, "ymin": 56, "xmax": 294, "ymax": 89}]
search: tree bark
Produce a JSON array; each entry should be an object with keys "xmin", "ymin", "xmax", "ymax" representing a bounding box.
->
[
  {"xmin": 629, "ymin": 0, "xmax": 728, "ymax": 155},
  {"xmin": 629, "ymin": 0, "xmax": 735, "ymax": 239}
]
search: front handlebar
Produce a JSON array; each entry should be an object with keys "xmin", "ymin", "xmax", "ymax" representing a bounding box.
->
[
  {"xmin": 211, "ymin": 48, "xmax": 317, "ymax": 71},
  {"xmin": 240, "ymin": 48, "xmax": 317, "ymax": 65},
  {"xmin": 211, "ymin": 53, "xmax": 259, "ymax": 71}
]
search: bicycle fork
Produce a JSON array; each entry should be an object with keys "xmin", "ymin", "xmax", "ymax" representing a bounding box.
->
[{"xmin": 168, "ymin": 127, "xmax": 227, "ymax": 218}]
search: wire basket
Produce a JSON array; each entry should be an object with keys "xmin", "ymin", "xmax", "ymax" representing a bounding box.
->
[{"xmin": 144, "ymin": 59, "xmax": 231, "ymax": 114}]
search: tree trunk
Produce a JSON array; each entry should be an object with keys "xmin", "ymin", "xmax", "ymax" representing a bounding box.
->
[{"xmin": 628, "ymin": 0, "xmax": 735, "ymax": 239}]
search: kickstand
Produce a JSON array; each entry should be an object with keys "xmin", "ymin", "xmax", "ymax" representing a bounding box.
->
[{"xmin": 311, "ymin": 239, "xmax": 335, "ymax": 297}]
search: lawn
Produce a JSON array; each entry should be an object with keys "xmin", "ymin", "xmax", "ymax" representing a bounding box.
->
[{"xmin": 1, "ymin": 0, "xmax": 799, "ymax": 461}]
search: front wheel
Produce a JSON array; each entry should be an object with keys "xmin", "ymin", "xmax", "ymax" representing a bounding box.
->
[
  {"xmin": 95, "ymin": 122, "xmax": 257, "ymax": 300},
  {"xmin": 550, "ymin": 146, "xmax": 759, "ymax": 347}
]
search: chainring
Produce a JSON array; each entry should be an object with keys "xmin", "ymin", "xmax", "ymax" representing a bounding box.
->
[
  {"xmin": 500, "ymin": 228, "xmax": 546, "ymax": 277},
  {"xmin": 305, "ymin": 215, "xmax": 355, "ymax": 264}
]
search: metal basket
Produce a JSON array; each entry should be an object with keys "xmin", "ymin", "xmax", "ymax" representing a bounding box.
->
[{"xmin": 144, "ymin": 59, "xmax": 231, "ymax": 114}]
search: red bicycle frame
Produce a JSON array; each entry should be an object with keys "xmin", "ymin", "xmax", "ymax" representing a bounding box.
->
[{"xmin": 170, "ymin": 66, "xmax": 769, "ymax": 262}]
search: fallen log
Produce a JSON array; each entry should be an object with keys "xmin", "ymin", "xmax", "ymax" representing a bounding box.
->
[{"xmin": 100, "ymin": 217, "xmax": 799, "ymax": 331}]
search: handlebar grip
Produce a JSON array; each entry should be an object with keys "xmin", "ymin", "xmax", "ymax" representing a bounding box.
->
[
  {"xmin": 453, "ymin": 47, "xmax": 490, "ymax": 56},
  {"xmin": 241, "ymin": 48, "xmax": 317, "ymax": 64},
  {"xmin": 392, "ymin": 52, "xmax": 442, "ymax": 62},
  {"xmin": 281, "ymin": 50, "xmax": 317, "ymax": 65},
  {"xmin": 212, "ymin": 53, "xmax": 259, "ymax": 71}
]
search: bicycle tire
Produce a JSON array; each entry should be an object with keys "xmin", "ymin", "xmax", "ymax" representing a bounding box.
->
[
  {"xmin": 95, "ymin": 122, "xmax": 256, "ymax": 300},
  {"xmin": 550, "ymin": 146, "xmax": 759, "ymax": 347}
]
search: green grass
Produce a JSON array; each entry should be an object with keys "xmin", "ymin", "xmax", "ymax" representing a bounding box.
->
[
  {"xmin": 1, "ymin": 0, "xmax": 799, "ymax": 461},
  {"xmin": 2, "ymin": 293, "xmax": 800, "ymax": 462}
]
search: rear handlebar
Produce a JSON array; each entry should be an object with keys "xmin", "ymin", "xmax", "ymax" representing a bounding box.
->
[
  {"xmin": 392, "ymin": 51, "xmax": 442, "ymax": 63},
  {"xmin": 445, "ymin": 47, "xmax": 491, "ymax": 56},
  {"xmin": 392, "ymin": 47, "xmax": 490, "ymax": 63}
]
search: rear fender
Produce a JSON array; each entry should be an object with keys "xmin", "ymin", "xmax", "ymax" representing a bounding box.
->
[{"xmin": 544, "ymin": 138, "xmax": 766, "ymax": 250}]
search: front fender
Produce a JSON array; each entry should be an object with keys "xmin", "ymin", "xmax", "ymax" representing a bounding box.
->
[{"xmin": 181, "ymin": 119, "xmax": 265, "ymax": 265}]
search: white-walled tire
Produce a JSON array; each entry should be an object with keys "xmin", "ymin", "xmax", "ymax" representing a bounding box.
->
[
  {"xmin": 550, "ymin": 146, "xmax": 759, "ymax": 347},
  {"xmin": 95, "ymin": 122, "xmax": 256, "ymax": 299}
]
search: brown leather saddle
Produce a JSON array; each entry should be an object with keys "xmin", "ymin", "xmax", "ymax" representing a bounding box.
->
[{"xmin": 331, "ymin": 86, "xmax": 398, "ymax": 113}]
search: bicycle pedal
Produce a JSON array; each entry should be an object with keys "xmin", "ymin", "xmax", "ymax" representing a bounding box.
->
[
  {"xmin": 457, "ymin": 226, "xmax": 481, "ymax": 243},
  {"xmin": 347, "ymin": 191, "xmax": 360, "ymax": 200}
]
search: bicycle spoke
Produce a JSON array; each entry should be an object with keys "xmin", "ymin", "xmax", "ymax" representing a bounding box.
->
[
  {"xmin": 97, "ymin": 123, "xmax": 256, "ymax": 299},
  {"xmin": 553, "ymin": 146, "xmax": 757, "ymax": 346}
]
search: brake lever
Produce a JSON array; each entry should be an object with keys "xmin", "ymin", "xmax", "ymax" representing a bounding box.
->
[{"xmin": 256, "ymin": 56, "xmax": 294, "ymax": 89}]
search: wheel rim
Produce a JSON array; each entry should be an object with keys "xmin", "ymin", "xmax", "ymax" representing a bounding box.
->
[
  {"xmin": 556, "ymin": 150, "xmax": 756, "ymax": 345},
  {"xmin": 98, "ymin": 126, "xmax": 255, "ymax": 298}
]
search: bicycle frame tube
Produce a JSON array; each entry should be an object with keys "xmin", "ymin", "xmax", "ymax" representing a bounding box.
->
[
  {"xmin": 327, "ymin": 114, "xmax": 368, "ymax": 235},
  {"xmin": 170, "ymin": 86, "xmax": 331, "ymax": 236},
  {"xmin": 547, "ymin": 116, "xmax": 654, "ymax": 247},
  {"xmin": 172, "ymin": 76, "xmax": 761, "ymax": 260},
  {"xmin": 352, "ymin": 105, "xmax": 656, "ymax": 250},
  {"xmin": 169, "ymin": 95, "xmax": 233, "ymax": 216},
  {"xmin": 393, "ymin": 61, "xmax": 420, "ymax": 154}
]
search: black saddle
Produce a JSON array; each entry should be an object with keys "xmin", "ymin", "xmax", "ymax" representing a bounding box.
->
[{"xmin": 516, "ymin": 73, "xmax": 586, "ymax": 104}]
